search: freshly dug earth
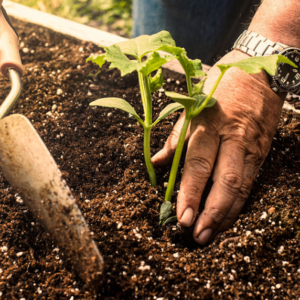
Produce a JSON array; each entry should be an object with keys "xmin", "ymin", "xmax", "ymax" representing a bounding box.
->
[{"xmin": 0, "ymin": 18, "xmax": 300, "ymax": 300}]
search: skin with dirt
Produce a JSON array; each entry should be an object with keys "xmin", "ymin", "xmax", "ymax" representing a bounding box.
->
[{"xmin": 0, "ymin": 18, "xmax": 299, "ymax": 299}]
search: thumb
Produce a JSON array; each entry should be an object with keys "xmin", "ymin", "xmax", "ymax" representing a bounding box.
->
[{"xmin": 152, "ymin": 111, "xmax": 190, "ymax": 168}]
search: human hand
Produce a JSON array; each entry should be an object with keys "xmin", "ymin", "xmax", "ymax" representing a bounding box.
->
[
  {"xmin": 152, "ymin": 50, "xmax": 285, "ymax": 245},
  {"xmin": 0, "ymin": 5, "xmax": 23, "ymax": 77}
]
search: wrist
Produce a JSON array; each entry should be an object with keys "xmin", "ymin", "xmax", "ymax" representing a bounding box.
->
[
  {"xmin": 249, "ymin": 0, "xmax": 300, "ymax": 49},
  {"xmin": 205, "ymin": 50, "xmax": 270, "ymax": 91},
  {"xmin": 204, "ymin": 50, "xmax": 285, "ymax": 108}
]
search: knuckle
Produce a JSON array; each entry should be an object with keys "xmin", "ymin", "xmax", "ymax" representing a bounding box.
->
[
  {"xmin": 239, "ymin": 182, "xmax": 252, "ymax": 200},
  {"xmin": 219, "ymin": 172, "xmax": 243, "ymax": 195},
  {"xmin": 169, "ymin": 128, "xmax": 181, "ymax": 142},
  {"xmin": 204, "ymin": 207, "xmax": 227, "ymax": 225},
  {"xmin": 219, "ymin": 214, "xmax": 238, "ymax": 231},
  {"xmin": 234, "ymin": 127, "xmax": 247, "ymax": 142},
  {"xmin": 165, "ymin": 129, "xmax": 181, "ymax": 152},
  {"xmin": 182, "ymin": 185, "xmax": 201, "ymax": 204},
  {"xmin": 185, "ymin": 156, "xmax": 212, "ymax": 179}
]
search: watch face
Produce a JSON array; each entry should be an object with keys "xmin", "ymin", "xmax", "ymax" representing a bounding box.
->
[{"xmin": 274, "ymin": 48, "xmax": 300, "ymax": 92}]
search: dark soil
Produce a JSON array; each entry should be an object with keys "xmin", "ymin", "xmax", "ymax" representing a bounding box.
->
[{"xmin": 0, "ymin": 18, "xmax": 300, "ymax": 300}]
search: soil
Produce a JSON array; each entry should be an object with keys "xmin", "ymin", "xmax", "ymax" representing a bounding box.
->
[{"xmin": 0, "ymin": 18, "xmax": 300, "ymax": 300}]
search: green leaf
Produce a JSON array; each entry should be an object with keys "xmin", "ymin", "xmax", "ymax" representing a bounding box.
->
[
  {"xmin": 90, "ymin": 97, "xmax": 143, "ymax": 125},
  {"xmin": 159, "ymin": 201, "xmax": 172, "ymax": 223},
  {"xmin": 157, "ymin": 44, "xmax": 186, "ymax": 56},
  {"xmin": 192, "ymin": 78, "xmax": 206, "ymax": 96},
  {"xmin": 191, "ymin": 94, "xmax": 217, "ymax": 115},
  {"xmin": 152, "ymin": 102, "xmax": 184, "ymax": 126},
  {"xmin": 105, "ymin": 45, "xmax": 138, "ymax": 76},
  {"xmin": 162, "ymin": 216, "xmax": 178, "ymax": 226},
  {"xmin": 165, "ymin": 91, "xmax": 196, "ymax": 108},
  {"xmin": 177, "ymin": 52, "xmax": 206, "ymax": 78},
  {"xmin": 157, "ymin": 46, "xmax": 206, "ymax": 78},
  {"xmin": 86, "ymin": 53, "xmax": 106, "ymax": 68},
  {"xmin": 115, "ymin": 30, "xmax": 176, "ymax": 59},
  {"xmin": 217, "ymin": 54, "xmax": 297, "ymax": 76},
  {"xmin": 149, "ymin": 68, "xmax": 165, "ymax": 93},
  {"xmin": 96, "ymin": 32, "xmax": 179, "ymax": 76},
  {"xmin": 139, "ymin": 52, "xmax": 176, "ymax": 76}
]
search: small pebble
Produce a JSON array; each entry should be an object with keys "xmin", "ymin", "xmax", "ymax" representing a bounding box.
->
[
  {"xmin": 138, "ymin": 265, "xmax": 151, "ymax": 271},
  {"xmin": 0, "ymin": 246, "xmax": 8, "ymax": 252},
  {"xmin": 163, "ymin": 182, "xmax": 168, "ymax": 188},
  {"xmin": 268, "ymin": 207, "xmax": 276, "ymax": 214},
  {"xmin": 56, "ymin": 88, "xmax": 63, "ymax": 95},
  {"xmin": 278, "ymin": 246, "xmax": 284, "ymax": 254},
  {"xmin": 244, "ymin": 256, "xmax": 250, "ymax": 263},
  {"xmin": 52, "ymin": 104, "xmax": 57, "ymax": 112},
  {"xmin": 260, "ymin": 212, "xmax": 268, "ymax": 220}
]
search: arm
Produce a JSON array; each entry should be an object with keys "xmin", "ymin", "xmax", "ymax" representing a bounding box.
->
[{"xmin": 152, "ymin": 0, "xmax": 299, "ymax": 244}]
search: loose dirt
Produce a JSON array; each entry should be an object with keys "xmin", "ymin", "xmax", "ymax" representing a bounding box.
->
[{"xmin": 0, "ymin": 18, "xmax": 299, "ymax": 300}]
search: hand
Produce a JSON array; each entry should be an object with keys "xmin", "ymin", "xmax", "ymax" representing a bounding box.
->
[
  {"xmin": 0, "ymin": 4, "xmax": 23, "ymax": 77},
  {"xmin": 152, "ymin": 50, "xmax": 285, "ymax": 245}
]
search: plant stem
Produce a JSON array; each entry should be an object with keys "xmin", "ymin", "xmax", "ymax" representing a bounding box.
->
[
  {"xmin": 138, "ymin": 70, "xmax": 157, "ymax": 186},
  {"xmin": 143, "ymin": 74, "xmax": 153, "ymax": 126},
  {"xmin": 144, "ymin": 126, "xmax": 157, "ymax": 186},
  {"xmin": 191, "ymin": 70, "xmax": 225, "ymax": 117},
  {"xmin": 186, "ymin": 74, "xmax": 193, "ymax": 97},
  {"xmin": 164, "ymin": 112, "xmax": 191, "ymax": 202},
  {"xmin": 138, "ymin": 71, "xmax": 147, "ymax": 113}
]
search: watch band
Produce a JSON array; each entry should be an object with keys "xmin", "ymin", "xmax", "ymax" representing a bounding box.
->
[
  {"xmin": 232, "ymin": 30, "xmax": 288, "ymax": 57},
  {"xmin": 233, "ymin": 30, "xmax": 300, "ymax": 95}
]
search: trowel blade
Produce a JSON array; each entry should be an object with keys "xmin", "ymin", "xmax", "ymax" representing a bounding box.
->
[{"xmin": 0, "ymin": 114, "xmax": 103, "ymax": 288}]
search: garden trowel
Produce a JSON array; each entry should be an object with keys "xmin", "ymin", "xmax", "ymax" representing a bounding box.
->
[{"xmin": 0, "ymin": 6, "xmax": 103, "ymax": 288}]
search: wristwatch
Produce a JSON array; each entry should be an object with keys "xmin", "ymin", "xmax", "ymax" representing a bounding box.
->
[{"xmin": 233, "ymin": 30, "xmax": 300, "ymax": 94}]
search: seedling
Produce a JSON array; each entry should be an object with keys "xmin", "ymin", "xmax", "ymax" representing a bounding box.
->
[
  {"xmin": 159, "ymin": 54, "xmax": 297, "ymax": 225},
  {"xmin": 87, "ymin": 31, "xmax": 203, "ymax": 186},
  {"xmin": 86, "ymin": 31, "xmax": 296, "ymax": 225}
]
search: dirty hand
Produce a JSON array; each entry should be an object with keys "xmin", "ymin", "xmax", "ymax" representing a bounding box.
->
[{"xmin": 152, "ymin": 50, "xmax": 285, "ymax": 245}]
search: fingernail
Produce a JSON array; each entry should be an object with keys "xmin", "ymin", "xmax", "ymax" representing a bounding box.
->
[
  {"xmin": 197, "ymin": 228, "xmax": 213, "ymax": 245},
  {"xmin": 180, "ymin": 207, "xmax": 194, "ymax": 227}
]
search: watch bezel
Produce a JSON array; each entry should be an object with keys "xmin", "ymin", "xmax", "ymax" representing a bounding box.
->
[{"xmin": 272, "ymin": 47, "xmax": 300, "ymax": 93}]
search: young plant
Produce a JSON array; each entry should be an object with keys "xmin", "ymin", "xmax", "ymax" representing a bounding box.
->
[
  {"xmin": 159, "ymin": 54, "xmax": 297, "ymax": 225},
  {"xmin": 87, "ymin": 31, "xmax": 202, "ymax": 186}
]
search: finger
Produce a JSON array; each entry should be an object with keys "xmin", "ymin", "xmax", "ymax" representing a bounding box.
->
[
  {"xmin": 193, "ymin": 140, "xmax": 245, "ymax": 245},
  {"xmin": 152, "ymin": 111, "xmax": 190, "ymax": 168},
  {"xmin": 177, "ymin": 123, "xmax": 219, "ymax": 227},
  {"xmin": 215, "ymin": 157, "xmax": 259, "ymax": 234}
]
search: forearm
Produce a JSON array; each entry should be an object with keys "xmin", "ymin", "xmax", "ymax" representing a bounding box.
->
[{"xmin": 249, "ymin": 0, "xmax": 300, "ymax": 47}]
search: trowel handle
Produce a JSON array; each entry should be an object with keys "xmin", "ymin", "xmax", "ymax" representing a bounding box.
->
[
  {"xmin": 0, "ymin": 69, "xmax": 22, "ymax": 119},
  {"xmin": 0, "ymin": 5, "xmax": 23, "ymax": 78}
]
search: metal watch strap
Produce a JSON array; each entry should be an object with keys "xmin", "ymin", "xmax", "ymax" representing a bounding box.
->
[
  {"xmin": 232, "ymin": 30, "xmax": 300, "ymax": 95},
  {"xmin": 233, "ymin": 30, "xmax": 288, "ymax": 57}
]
